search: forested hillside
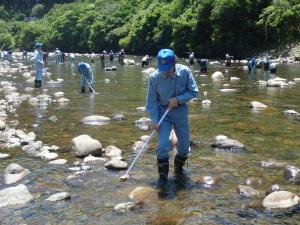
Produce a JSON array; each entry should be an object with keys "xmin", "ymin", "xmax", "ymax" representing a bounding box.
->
[{"xmin": 0, "ymin": 0, "xmax": 299, "ymax": 57}]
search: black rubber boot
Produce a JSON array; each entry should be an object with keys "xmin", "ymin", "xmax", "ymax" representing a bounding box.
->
[
  {"xmin": 156, "ymin": 158, "xmax": 169, "ymax": 188},
  {"xmin": 38, "ymin": 80, "xmax": 42, "ymax": 88},
  {"xmin": 174, "ymin": 155, "xmax": 188, "ymax": 176},
  {"xmin": 34, "ymin": 80, "xmax": 39, "ymax": 88},
  {"xmin": 81, "ymin": 87, "xmax": 86, "ymax": 93}
]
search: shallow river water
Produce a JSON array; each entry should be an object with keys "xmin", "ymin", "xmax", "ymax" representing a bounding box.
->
[{"xmin": 0, "ymin": 55, "xmax": 300, "ymax": 224}]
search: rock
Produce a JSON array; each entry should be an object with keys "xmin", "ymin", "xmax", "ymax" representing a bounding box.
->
[
  {"xmin": 105, "ymin": 145, "xmax": 122, "ymax": 158},
  {"xmin": 48, "ymin": 116, "xmax": 58, "ymax": 122},
  {"xmin": 238, "ymin": 185, "xmax": 261, "ymax": 198},
  {"xmin": 113, "ymin": 201, "xmax": 142, "ymax": 213},
  {"xmin": 112, "ymin": 114, "xmax": 125, "ymax": 121},
  {"xmin": 283, "ymin": 165, "xmax": 300, "ymax": 181},
  {"xmin": 128, "ymin": 187, "xmax": 157, "ymax": 203},
  {"xmin": 136, "ymin": 107, "xmax": 146, "ymax": 112},
  {"xmin": 261, "ymin": 159, "xmax": 287, "ymax": 169},
  {"xmin": 71, "ymin": 134, "xmax": 102, "ymax": 158},
  {"xmin": 250, "ymin": 101, "xmax": 268, "ymax": 109},
  {"xmin": 212, "ymin": 136, "xmax": 245, "ymax": 151},
  {"xmin": 104, "ymin": 159, "xmax": 128, "ymax": 170},
  {"xmin": 139, "ymin": 135, "xmax": 150, "ymax": 141},
  {"xmin": 80, "ymin": 115, "xmax": 110, "ymax": 126},
  {"xmin": 124, "ymin": 59, "xmax": 136, "ymax": 65},
  {"xmin": 46, "ymin": 192, "xmax": 71, "ymax": 201},
  {"xmin": 48, "ymin": 159, "xmax": 67, "ymax": 165},
  {"xmin": 211, "ymin": 71, "xmax": 224, "ymax": 80},
  {"xmin": 35, "ymin": 150, "xmax": 58, "ymax": 160},
  {"xmin": 4, "ymin": 163, "xmax": 30, "ymax": 184},
  {"xmin": 240, "ymin": 60, "xmax": 248, "ymax": 65},
  {"xmin": 293, "ymin": 78, "xmax": 300, "ymax": 83},
  {"xmin": 262, "ymin": 191, "xmax": 300, "ymax": 209},
  {"xmin": 245, "ymin": 177, "xmax": 263, "ymax": 188},
  {"xmin": 57, "ymin": 98, "xmax": 70, "ymax": 103},
  {"xmin": 257, "ymin": 80, "xmax": 267, "ymax": 87},
  {"xmin": 53, "ymin": 92, "xmax": 64, "ymax": 98},
  {"xmin": 0, "ymin": 184, "xmax": 33, "ymax": 207},
  {"xmin": 230, "ymin": 77, "xmax": 240, "ymax": 82},
  {"xmin": 133, "ymin": 117, "xmax": 151, "ymax": 131},
  {"xmin": 195, "ymin": 176, "xmax": 221, "ymax": 186},
  {"xmin": 0, "ymin": 120, "xmax": 6, "ymax": 131},
  {"xmin": 267, "ymin": 79, "xmax": 287, "ymax": 87},
  {"xmin": 0, "ymin": 153, "xmax": 9, "ymax": 159},
  {"xmin": 220, "ymin": 89, "xmax": 237, "ymax": 93},
  {"xmin": 132, "ymin": 140, "xmax": 148, "ymax": 153},
  {"xmin": 202, "ymin": 99, "xmax": 211, "ymax": 106},
  {"xmin": 283, "ymin": 110, "xmax": 299, "ymax": 116},
  {"xmin": 142, "ymin": 67, "xmax": 156, "ymax": 74},
  {"xmin": 104, "ymin": 66, "xmax": 117, "ymax": 71},
  {"xmin": 215, "ymin": 135, "xmax": 228, "ymax": 141},
  {"xmin": 266, "ymin": 184, "xmax": 283, "ymax": 195},
  {"xmin": 83, "ymin": 154, "xmax": 107, "ymax": 163}
]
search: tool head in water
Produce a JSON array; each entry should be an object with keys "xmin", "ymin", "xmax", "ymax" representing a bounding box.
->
[{"xmin": 120, "ymin": 174, "xmax": 129, "ymax": 181}]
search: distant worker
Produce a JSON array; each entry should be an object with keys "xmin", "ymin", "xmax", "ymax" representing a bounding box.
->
[
  {"xmin": 109, "ymin": 50, "xmax": 114, "ymax": 62},
  {"xmin": 198, "ymin": 59, "xmax": 209, "ymax": 73},
  {"xmin": 55, "ymin": 48, "xmax": 62, "ymax": 64},
  {"xmin": 270, "ymin": 63, "xmax": 277, "ymax": 74},
  {"xmin": 70, "ymin": 53, "xmax": 76, "ymax": 63},
  {"xmin": 77, "ymin": 62, "xmax": 94, "ymax": 93},
  {"xmin": 100, "ymin": 51, "xmax": 105, "ymax": 67},
  {"xmin": 43, "ymin": 51, "xmax": 49, "ymax": 65},
  {"xmin": 142, "ymin": 55, "xmax": 150, "ymax": 67},
  {"xmin": 91, "ymin": 52, "xmax": 96, "ymax": 63},
  {"xmin": 61, "ymin": 52, "xmax": 65, "ymax": 62},
  {"xmin": 248, "ymin": 57, "xmax": 256, "ymax": 73},
  {"xmin": 22, "ymin": 50, "xmax": 28, "ymax": 60},
  {"xmin": 225, "ymin": 53, "xmax": 233, "ymax": 67},
  {"xmin": 262, "ymin": 57, "xmax": 270, "ymax": 71},
  {"xmin": 34, "ymin": 43, "xmax": 44, "ymax": 88},
  {"xmin": 189, "ymin": 52, "xmax": 195, "ymax": 65},
  {"xmin": 119, "ymin": 49, "xmax": 125, "ymax": 65}
]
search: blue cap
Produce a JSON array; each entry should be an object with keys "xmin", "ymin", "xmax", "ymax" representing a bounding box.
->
[
  {"xmin": 35, "ymin": 43, "xmax": 43, "ymax": 49},
  {"xmin": 157, "ymin": 49, "xmax": 175, "ymax": 72}
]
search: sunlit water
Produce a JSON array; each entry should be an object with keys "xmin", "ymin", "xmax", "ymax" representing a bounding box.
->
[{"xmin": 0, "ymin": 55, "xmax": 300, "ymax": 224}]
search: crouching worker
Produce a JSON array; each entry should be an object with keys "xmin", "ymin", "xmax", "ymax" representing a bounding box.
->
[
  {"xmin": 77, "ymin": 62, "xmax": 94, "ymax": 93},
  {"xmin": 198, "ymin": 59, "xmax": 209, "ymax": 73},
  {"xmin": 34, "ymin": 43, "xmax": 44, "ymax": 88},
  {"xmin": 270, "ymin": 63, "xmax": 277, "ymax": 74},
  {"xmin": 146, "ymin": 49, "xmax": 199, "ymax": 188}
]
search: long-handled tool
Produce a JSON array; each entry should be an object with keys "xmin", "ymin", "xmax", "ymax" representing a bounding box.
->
[
  {"xmin": 120, "ymin": 108, "xmax": 170, "ymax": 181},
  {"xmin": 81, "ymin": 75, "xmax": 96, "ymax": 94}
]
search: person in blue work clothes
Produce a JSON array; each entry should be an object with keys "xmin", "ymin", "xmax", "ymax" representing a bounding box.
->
[
  {"xmin": 146, "ymin": 49, "xmax": 199, "ymax": 187},
  {"xmin": 77, "ymin": 62, "xmax": 94, "ymax": 93},
  {"xmin": 248, "ymin": 57, "xmax": 256, "ymax": 73},
  {"xmin": 34, "ymin": 43, "xmax": 44, "ymax": 88}
]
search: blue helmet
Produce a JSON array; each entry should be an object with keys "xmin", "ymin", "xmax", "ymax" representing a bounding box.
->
[
  {"xmin": 78, "ymin": 62, "xmax": 86, "ymax": 72},
  {"xmin": 35, "ymin": 42, "xmax": 43, "ymax": 49}
]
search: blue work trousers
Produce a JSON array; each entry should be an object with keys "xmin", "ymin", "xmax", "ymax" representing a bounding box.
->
[
  {"xmin": 35, "ymin": 68, "xmax": 43, "ymax": 81},
  {"xmin": 156, "ymin": 104, "xmax": 190, "ymax": 160},
  {"xmin": 80, "ymin": 74, "xmax": 93, "ymax": 88}
]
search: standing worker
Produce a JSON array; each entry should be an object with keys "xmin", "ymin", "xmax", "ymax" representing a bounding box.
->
[
  {"xmin": 225, "ymin": 53, "xmax": 233, "ymax": 67},
  {"xmin": 55, "ymin": 48, "xmax": 62, "ymax": 64},
  {"xmin": 189, "ymin": 52, "xmax": 195, "ymax": 65},
  {"xmin": 270, "ymin": 62, "xmax": 277, "ymax": 74},
  {"xmin": 146, "ymin": 49, "xmax": 199, "ymax": 187},
  {"xmin": 34, "ymin": 43, "xmax": 44, "ymax": 88},
  {"xmin": 109, "ymin": 50, "xmax": 114, "ymax": 63},
  {"xmin": 91, "ymin": 52, "xmax": 96, "ymax": 63},
  {"xmin": 248, "ymin": 57, "xmax": 256, "ymax": 73},
  {"xmin": 77, "ymin": 62, "xmax": 94, "ymax": 93}
]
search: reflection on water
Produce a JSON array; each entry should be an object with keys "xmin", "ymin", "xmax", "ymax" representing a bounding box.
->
[{"xmin": 0, "ymin": 56, "xmax": 300, "ymax": 224}]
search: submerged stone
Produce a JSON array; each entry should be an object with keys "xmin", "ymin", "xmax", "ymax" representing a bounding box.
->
[
  {"xmin": 113, "ymin": 201, "xmax": 142, "ymax": 213},
  {"xmin": 0, "ymin": 184, "xmax": 33, "ymax": 207},
  {"xmin": 263, "ymin": 191, "xmax": 300, "ymax": 209},
  {"xmin": 46, "ymin": 192, "xmax": 71, "ymax": 202}
]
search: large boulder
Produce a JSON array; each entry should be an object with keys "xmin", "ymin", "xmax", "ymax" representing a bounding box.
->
[
  {"xmin": 0, "ymin": 184, "xmax": 33, "ymax": 207},
  {"xmin": 71, "ymin": 134, "xmax": 102, "ymax": 158},
  {"xmin": 128, "ymin": 186, "xmax": 157, "ymax": 203},
  {"xmin": 80, "ymin": 115, "xmax": 110, "ymax": 126},
  {"xmin": 263, "ymin": 191, "xmax": 300, "ymax": 209},
  {"xmin": 211, "ymin": 71, "xmax": 224, "ymax": 81},
  {"xmin": 4, "ymin": 163, "xmax": 30, "ymax": 184}
]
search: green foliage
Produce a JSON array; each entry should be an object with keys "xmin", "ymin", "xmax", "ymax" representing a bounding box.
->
[
  {"xmin": 0, "ymin": 33, "xmax": 13, "ymax": 49},
  {"xmin": 31, "ymin": 4, "xmax": 46, "ymax": 18}
]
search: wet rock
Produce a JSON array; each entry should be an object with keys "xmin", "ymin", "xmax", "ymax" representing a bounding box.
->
[
  {"xmin": 202, "ymin": 99, "xmax": 211, "ymax": 106},
  {"xmin": 48, "ymin": 159, "xmax": 67, "ymax": 165},
  {"xmin": 212, "ymin": 136, "xmax": 245, "ymax": 151},
  {"xmin": 238, "ymin": 185, "xmax": 261, "ymax": 198},
  {"xmin": 262, "ymin": 191, "xmax": 300, "ymax": 209},
  {"xmin": 104, "ymin": 66, "xmax": 117, "ymax": 71},
  {"xmin": 136, "ymin": 106, "xmax": 146, "ymax": 112},
  {"xmin": 53, "ymin": 92, "xmax": 64, "ymax": 98},
  {"xmin": 261, "ymin": 159, "xmax": 287, "ymax": 169},
  {"xmin": 283, "ymin": 110, "xmax": 299, "ymax": 116},
  {"xmin": 0, "ymin": 153, "xmax": 9, "ymax": 159},
  {"xmin": 80, "ymin": 115, "xmax": 110, "ymax": 126},
  {"xmin": 0, "ymin": 184, "xmax": 33, "ymax": 207},
  {"xmin": 105, "ymin": 145, "xmax": 122, "ymax": 158},
  {"xmin": 2, "ymin": 86, "xmax": 17, "ymax": 94},
  {"xmin": 57, "ymin": 98, "xmax": 70, "ymax": 104},
  {"xmin": 0, "ymin": 120, "xmax": 6, "ymax": 131},
  {"xmin": 71, "ymin": 134, "xmax": 102, "ymax": 158},
  {"xmin": 128, "ymin": 186, "xmax": 157, "ymax": 203},
  {"xmin": 21, "ymin": 141, "xmax": 43, "ymax": 155},
  {"xmin": 250, "ymin": 101, "xmax": 268, "ymax": 109},
  {"xmin": 139, "ymin": 135, "xmax": 150, "ymax": 141},
  {"xmin": 245, "ymin": 177, "xmax": 263, "ymax": 188},
  {"xmin": 257, "ymin": 80, "xmax": 267, "ymax": 87},
  {"xmin": 142, "ymin": 67, "xmax": 156, "ymax": 74},
  {"xmin": 113, "ymin": 201, "xmax": 142, "ymax": 213},
  {"xmin": 132, "ymin": 140, "xmax": 148, "ymax": 153},
  {"xmin": 267, "ymin": 79, "xmax": 288, "ymax": 87},
  {"xmin": 219, "ymin": 88, "xmax": 237, "ymax": 93},
  {"xmin": 195, "ymin": 176, "xmax": 221, "ymax": 186},
  {"xmin": 230, "ymin": 77, "xmax": 240, "ymax": 82},
  {"xmin": 35, "ymin": 151, "xmax": 58, "ymax": 160},
  {"xmin": 266, "ymin": 184, "xmax": 283, "ymax": 195},
  {"xmin": 211, "ymin": 71, "xmax": 224, "ymax": 80},
  {"xmin": 112, "ymin": 114, "xmax": 125, "ymax": 121},
  {"xmin": 104, "ymin": 159, "xmax": 128, "ymax": 170},
  {"xmin": 283, "ymin": 165, "xmax": 300, "ymax": 181},
  {"xmin": 124, "ymin": 59, "xmax": 136, "ymax": 65},
  {"xmin": 293, "ymin": 78, "xmax": 300, "ymax": 83},
  {"xmin": 4, "ymin": 163, "xmax": 30, "ymax": 184},
  {"xmin": 133, "ymin": 117, "xmax": 151, "ymax": 131},
  {"xmin": 46, "ymin": 192, "xmax": 71, "ymax": 202},
  {"xmin": 48, "ymin": 116, "xmax": 58, "ymax": 122},
  {"xmin": 83, "ymin": 154, "xmax": 107, "ymax": 163}
]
